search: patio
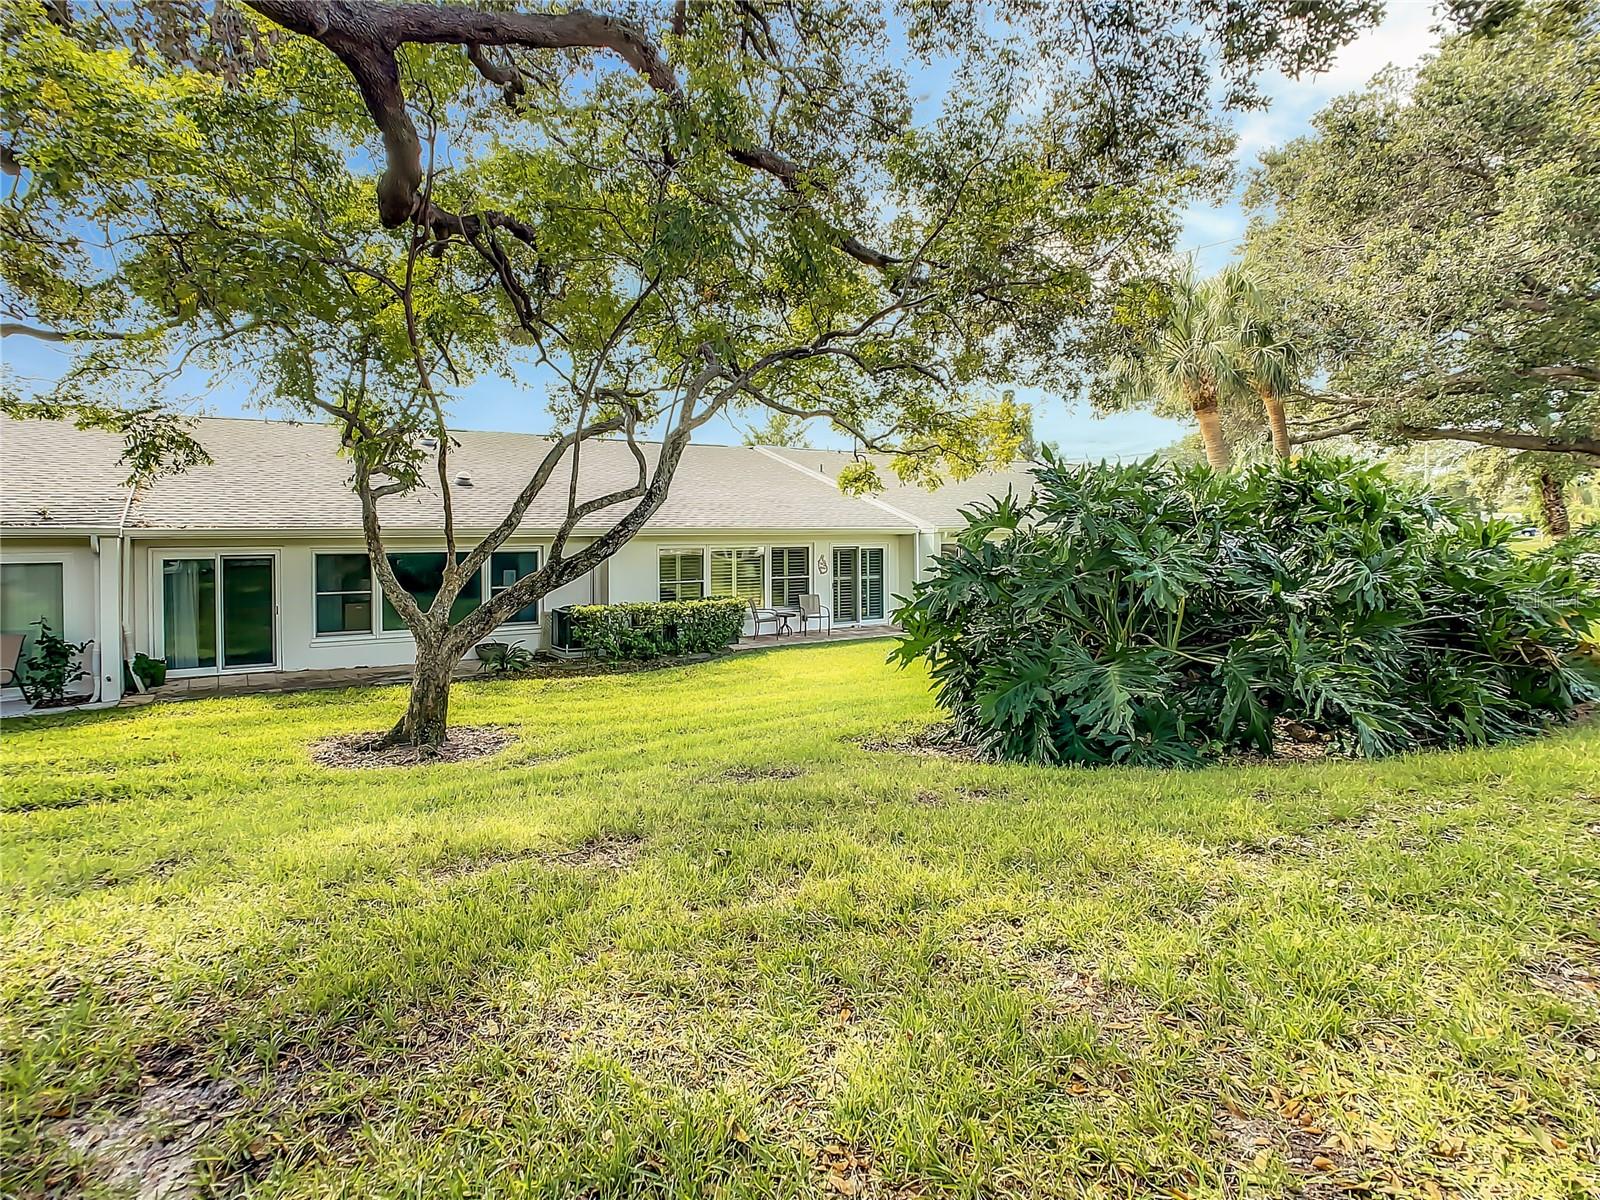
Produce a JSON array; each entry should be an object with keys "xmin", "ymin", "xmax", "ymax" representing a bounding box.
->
[{"xmin": 731, "ymin": 623, "xmax": 897, "ymax": 651}]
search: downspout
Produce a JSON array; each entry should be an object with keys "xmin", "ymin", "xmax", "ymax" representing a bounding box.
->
[{"xmin": 98, "ymin": 483, "xmax": 138, "ymax": 703}]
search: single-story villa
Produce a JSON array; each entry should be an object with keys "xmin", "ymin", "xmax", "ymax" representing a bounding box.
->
[{"xmin": 0, "ymin": 415, "xmax": 1036, "ymax": 705}]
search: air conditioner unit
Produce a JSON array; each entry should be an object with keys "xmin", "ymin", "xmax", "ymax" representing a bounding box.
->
[{"xmin": 549, "ymin": 605, "xmax": 588, "ymax": 657}]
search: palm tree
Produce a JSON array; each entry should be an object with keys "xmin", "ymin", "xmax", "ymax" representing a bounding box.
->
[
  {"xmin": 1230, "ymin": 276, "xmax": 1303, "ymax": 461},
  {"xmin": 1104, "ymin": 265, "xmax": 1249, "ymax": 471}
]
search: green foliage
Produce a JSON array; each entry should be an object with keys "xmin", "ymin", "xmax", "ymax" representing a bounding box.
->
[
  {"xmin": 1096, "ymin": 264, "xmax": 1252, "ymax": 419},
  {"xmin": 130, "ymin": 652, "xmax": 167, "ymax": 690},
  {"xmin": 474, "ymin": 642, "xmax": 536, "ymax": 676},
  {"xmin": 1244, "ymin": 0, "xmax": 1600, "ymax": 463},
  {"xmin": 894, "ymin": 454, "xmax": 1600, "ymax": 765},
  {"xmin": 17, "ymin": 619, "xmax": 90, "ymax": 707},
  {"xmin": 0, "ymin": 0, "xmax": 1384, "ymax": 481},
  {"xmin": 569, "ymin": 599, "xmax": 746, "ymax": 660}
]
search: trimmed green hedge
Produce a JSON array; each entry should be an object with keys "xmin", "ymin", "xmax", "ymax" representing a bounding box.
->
[{"xmin": 569, "ymin": 598, "xmax": 746, "ymax": 660}]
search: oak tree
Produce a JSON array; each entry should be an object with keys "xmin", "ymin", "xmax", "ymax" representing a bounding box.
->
[{"xmin": 2, "ymin": 0, "xmax": 1378, "ymax": 744}]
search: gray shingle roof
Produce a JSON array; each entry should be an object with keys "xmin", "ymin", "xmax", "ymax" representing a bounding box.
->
[
  {"xmin": 2, "ymin": 416, "xmax": 916, "ymax": 533},
  {"xmin": 763, "ymin": 447, "xmax": 1038, "ymax": 531},
  {"xmin": 0, "ymin": 415, "xmax": 134, "ymax": 528}
]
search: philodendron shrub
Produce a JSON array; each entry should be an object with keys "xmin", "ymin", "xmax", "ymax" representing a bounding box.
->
[
  {"xmin": 570, "ymin": 599, "xmax": 746, "ymax": 660},
  {"xmin": 893, "ymin": 455, "xmax": 1600, "ymax": 765}
]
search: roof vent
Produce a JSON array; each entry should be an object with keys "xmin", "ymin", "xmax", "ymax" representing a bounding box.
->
[
  {"xmin": 454, "ymin": 470, "xmax": 473, "ymax": 487},
  {"xmin": 419, "ymin": 435, "xmax": 438, "ymax": 451}
]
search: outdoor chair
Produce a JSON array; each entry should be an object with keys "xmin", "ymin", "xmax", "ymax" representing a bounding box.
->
[
  {"xmin": 0, "ymin": 633, "xmax": 22, "ymax": 689},
  {"xmin": 797, "ymin": 593, "xmax": 832, "ymax": 637},
  {"xmin": 748, "ymin": 597, "xmax": 786, "ymax": 638}
]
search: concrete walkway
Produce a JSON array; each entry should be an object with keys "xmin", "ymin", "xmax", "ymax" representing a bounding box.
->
[{"xmin": 731, "ymin": 623, "xmax": 898, "ymax": 651}]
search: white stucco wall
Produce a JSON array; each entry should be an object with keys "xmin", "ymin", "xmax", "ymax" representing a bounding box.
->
[
  {"xmin": 105, "ymin": 527, "xmax": 914, "ymax": 680},
  {"xmin": 127, "ymin": 535, "xmax": 560, "ymax": 676}
]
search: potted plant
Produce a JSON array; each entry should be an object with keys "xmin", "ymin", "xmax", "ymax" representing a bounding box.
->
[
  {"xmin": 474, "ymin": 640, "xmax": 509, "ymax": 662},
  {"xmin": 476, "ymin": 642, "xmax": 535, "ymax": 675},
  {"xmin": 131, "ymin": 652, "xmax": 168, "ymax": 690}
]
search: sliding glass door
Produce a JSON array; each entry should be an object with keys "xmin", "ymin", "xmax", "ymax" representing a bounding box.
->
[
  {"xmin": 221, "ymin": 557, "xmax": 275, "ymax": 666},
  {"xmin": 161, "ymin": 554, "xmax": 275, "ymax": 671},
  {"xmin": 831, "ymin": 546, "xmax": 885, "ymax": 624}
]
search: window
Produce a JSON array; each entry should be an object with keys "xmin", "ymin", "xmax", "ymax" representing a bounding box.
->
[
  {"xmin": 381, "ymin": 553, "xmax": 482, "ymax": 631},
  {"xmin": 161, "ymin": 555, "xmax": 276, "ymax": 669},
  {"xmin": 489, "ymin": 550, "xmax": 541, "ymax": 624},
  {"xmin": 2, "ymin": 562, "xmax": 66, "ymax": 685},
  {"xmin": 832, "ymin": 546, "xmax": 885, "ymax": 623},
  {"xmin": 161, "ymin": 558, "xmax": 217, "ymax": 669},
  {"xmin": 770, "ymin": 546, "xmax": 810, "ymax": 607},
  {"xmin": 658, "ymin": 549, "xmax": 705, "ymax": 601},
  {"xmin": 314, "ymin": 553, "xmax": 373, "ymax": 635},
  {"xmin": 710, "ymin": 547, "xmax": 765, "ymax": 601}
]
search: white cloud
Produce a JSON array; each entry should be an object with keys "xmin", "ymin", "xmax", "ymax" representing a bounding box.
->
[{"xmin": 1305, "ymin": 1, "xmax": 1441, "ymax": 94}]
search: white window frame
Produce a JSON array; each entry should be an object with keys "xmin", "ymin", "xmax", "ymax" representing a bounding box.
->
[
  {"xmin": 1, "ymin": 556, "xmax": 68, "ymax": 697},
  {"xmin": 486, "ymin": 547, "xmax": 543, "ymax": 627},
  {"xmin": 151, "ymin": 547, "xmax": 281, "ymax": 676},
  {"xmin": 311, "ymin": 545, "xmax": 545, "ymax": 641},
  {"xmin": 768, "ymin": 544, "xmax": 812, "ymax": 608},
  {"xmin": 657, "ymin": 547, "xmax": 708, "ymax": 602},
  {"xmin": 311, "ymin": 550, "xmax": 376, "ymax": 639}
]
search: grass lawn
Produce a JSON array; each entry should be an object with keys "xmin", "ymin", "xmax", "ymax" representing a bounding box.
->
[{"xmin": 3, "ymin": 640, "xmax": 1598, "ymax": 1199}]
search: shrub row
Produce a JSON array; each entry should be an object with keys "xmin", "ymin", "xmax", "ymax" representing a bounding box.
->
[
  {"xmin": 893, "ymin": 454, "xmax": 1600, "ymax": 765},
  {"xmin": 569, "ymin": 598, "xmax": 746, "ymax": 660}
]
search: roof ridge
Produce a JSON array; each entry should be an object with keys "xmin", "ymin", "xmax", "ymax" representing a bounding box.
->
[
  {"xmin": 179, "ymin": 413, "xmax": 824, "ymax": 453},
  {"xmin": 752, "ymin": 446, "xmax": 929, "ymax": 532}
]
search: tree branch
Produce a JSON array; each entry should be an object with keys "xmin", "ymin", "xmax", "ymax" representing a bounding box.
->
[
  {"xmin": 1289, "ymin": 418, "xmax": 1600, "ymax": 459},
  {"xmin": 242, "ymin": 0, "xmax": 900, "ymax": 272}
]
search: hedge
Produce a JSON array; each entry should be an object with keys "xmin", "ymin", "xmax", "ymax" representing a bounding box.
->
[{"xmin": 569, "ymin": 598, "xmax": 747, "ymax": 660}]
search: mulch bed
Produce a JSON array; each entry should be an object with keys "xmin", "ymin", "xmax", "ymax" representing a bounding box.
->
[{"xmin": 310, "ymin": 725, "xmax": 514, "ymax": 769}]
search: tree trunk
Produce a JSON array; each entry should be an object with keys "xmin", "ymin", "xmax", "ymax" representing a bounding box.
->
[
  {"xmin": 1538, "ymin": 470, "xmax": 1571, "ymax": 538},
  {"xmin": 385, "ymin": 636, "xmax": 458, "ymax": 747},
  {"xmin": 1260, "ymin": 385, "xmax": 1291, "ymax": 461},
  {"xmin": 1191, "ymin": 387, "xmax": 1231, "ymax": 472}
]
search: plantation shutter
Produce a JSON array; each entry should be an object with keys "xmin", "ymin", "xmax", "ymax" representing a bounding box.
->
[
  {"xmin": 659, "ymin": 550, "xmax": 704, "ymax": 601},
  {"xmin": 861, "ymin": 547, "xmax": 885, "ymax": 620},
  {"xmin": 770, "ymin": 546, "xmax": 810, "ymax": 607},
  {"xmin": 710, "ymin": 549, "xmax": 764, "ymax": 600},
  {"xmin": 832, "ymin": 547, "xmax": 857, "ymax": 622}
]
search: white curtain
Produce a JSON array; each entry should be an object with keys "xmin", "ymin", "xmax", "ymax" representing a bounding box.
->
[{"xmin": 163, "ymin": 559, "xmax": 207, "ymax": 669}]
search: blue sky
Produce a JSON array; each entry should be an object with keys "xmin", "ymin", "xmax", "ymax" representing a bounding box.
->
[{"xmin": 2, "ymin": 3, "xmax": 1440, "ymax": 460}]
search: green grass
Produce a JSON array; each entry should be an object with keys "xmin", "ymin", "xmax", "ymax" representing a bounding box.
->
[{"xmin": 2, "ymin": 640, "xmax": 1598, "ymax": 1198}]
